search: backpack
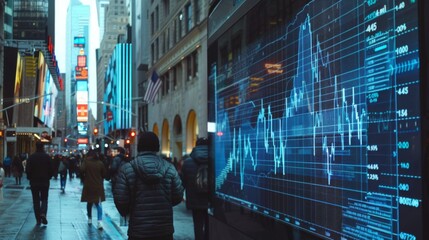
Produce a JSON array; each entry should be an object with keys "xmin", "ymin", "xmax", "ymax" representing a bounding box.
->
[{"xmin": 194, "ymin": 163, "xmax": 208, "ymax": 193}]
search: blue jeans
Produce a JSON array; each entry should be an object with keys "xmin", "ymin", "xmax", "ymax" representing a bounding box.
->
[
  {"xmin": 87, "ymin": 202, "xmax": 103, "ymax": 220},
  {"xmin": 60, "ymin": 172, "xmax": 67, "ymax": 189}
]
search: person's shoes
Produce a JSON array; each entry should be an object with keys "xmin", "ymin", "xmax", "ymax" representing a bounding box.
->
[
  {"xmin": 40, "ymin": 216, "xmax": 48, "ymax": 225},
  {"xmin": 36, "ymin": 220, "xmax": 41, "ymax": 226},
  {"xmin": 61, "ymin": 188, "xmax": 65, "ymax": 193},
  {"xmin": 88, "ymin": 219, "xmax": 92, "ymax": 225},
  {"xmin": 97, "ymin": 221, "xmax": 103, "ymax": 230}
]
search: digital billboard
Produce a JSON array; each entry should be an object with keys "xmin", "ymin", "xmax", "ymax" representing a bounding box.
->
[
  {"xmin": 209, "ymin": 0, "xmax": 425, "ymax": 239},
  {"xmin": 76, "ymin": 80, "xmax": 88, "ymax": 122}
]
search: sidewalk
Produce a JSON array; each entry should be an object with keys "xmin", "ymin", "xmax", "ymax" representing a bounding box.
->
[{"xmin": 0, "ymin": 175, "xmax": 194, "ymax": 240}]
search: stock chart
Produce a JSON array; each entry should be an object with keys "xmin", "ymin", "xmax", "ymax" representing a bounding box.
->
[{"xmin": 212, "ymin": 0, "xmax": 421, "ymax": 239}]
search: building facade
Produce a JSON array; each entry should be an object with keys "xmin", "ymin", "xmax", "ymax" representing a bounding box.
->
[
  {"xmin": 96, "ymin": 0, "xmax": 129, "ymax": 131},
  {"xmin": 144, "ymin": 0, "xmax": 209, "ymax": 160},
  {"xmin": 65, "ymin": 0, "xmax": 90, "ymax": 148},
  {"xmin": 1, "ymin": 0, "xmax": 63, "ymax": 157}
]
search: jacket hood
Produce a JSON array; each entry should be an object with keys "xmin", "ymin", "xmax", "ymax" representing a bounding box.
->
[
  {"xmin": 131, "ymin": 152, "xmax": 165, "ymax": 184},
  {"xmin": 190, "ymin": 145, "xmax": 209, "ymax": 164}
]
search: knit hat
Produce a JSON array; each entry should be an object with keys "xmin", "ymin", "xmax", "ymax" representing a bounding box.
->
[
  {"xmin": 196, "ymin": 137, "xmax": 209, "ymax": 146},
  {"xmin": 138, "ymin": 132, "xmax": 160, "ymax": 152}
]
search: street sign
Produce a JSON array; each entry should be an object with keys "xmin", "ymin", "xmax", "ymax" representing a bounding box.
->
[{"xmin": 106, "ymin": 111, "xmax": 113, "ymax": 122}]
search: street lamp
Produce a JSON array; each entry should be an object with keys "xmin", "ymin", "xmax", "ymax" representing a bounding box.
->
[
  {"xmin": 88, "ymin": 101, "xmax": 137, "ymax": 116},
  {"xmin": 1, "ymin": 93, "xmax": 53, "ymax": 126}
]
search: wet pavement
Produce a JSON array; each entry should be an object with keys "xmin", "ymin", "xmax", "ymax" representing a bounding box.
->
[{"xmin": 0, "ymin": 175, "xmax": 194, "ymax": 240}]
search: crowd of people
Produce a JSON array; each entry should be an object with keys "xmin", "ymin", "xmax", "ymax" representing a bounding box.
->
[{"xmin": 0, "ymin": 132, "xmax": 210, "ymax": 240}]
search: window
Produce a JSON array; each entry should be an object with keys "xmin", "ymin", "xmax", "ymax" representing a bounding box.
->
[
  {"xmin": 185, "ymin": 3, "xmax": 193, "ymax": 32},
  {"xmin": 192, "ymin": 51, "xmax": 198, "ymax": 78},
  {"xmin": 173, "ymin": 67, "xmax": 177, "ymax": 88},
  {"xmin": 155, "ymin": 6, "xmax": 159, "ymax": 31},
  {"xmin": 173, "ymin": 20, "xmax": 178, "ymax": 44},
  {"xmin": 187, "ymin": 56, "xmax": 192, "ymax": 81},
  {"xmin": 165, "ymin": 71, "xmax": 170, "ymax": 94},
  {"xmin": 165, "ymin": 28, "xmax": 170, "ymax": 50},
  {"xmin": 155, "ymin": 38, "xmax": 159, "ymax": 61},
  {"xmin": 194, "ymin": 0, "xmax": 200, "ymax": 24},
  {"xmin": 178, "ymin": 12, "xmax": 183, "ymax": 39},
  {"xmin": 151, "ymin": 12, "xmax": 155, "ymax": 35},
  {"xmin": 163, "ymin": 0, "xmax": 170, "ymax": 17},
  {"xmin": 151, "ymin": 43, "xmax": 155, "ymax": 64}
]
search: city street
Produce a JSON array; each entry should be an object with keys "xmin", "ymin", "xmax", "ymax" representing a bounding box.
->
[{"xmin": 0, "ymin": 175, "xmax": 194, "ymax": 240}]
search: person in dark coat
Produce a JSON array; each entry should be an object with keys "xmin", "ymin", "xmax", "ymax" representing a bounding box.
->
[
  {"xmin": 26, "ymin": 141, "xmax": 54, "ymax": 225},
  {"xmin": 181, "ymin": 137, "xmax": 210, "ymax": 240},
  {"xmin": 113, "ymin": 131, "xmax": 184, "ymax": 240},
  {"xmin": 12, "ymin": 155, "xmax": 24, "ymax": 185},
  {"xmin": 109, "ymin": 146, "xmax": 128, "ymax": 187},
  {"xmin": 109, "ymin": 146, "xmax": 129, "ymax": 226},
  {"xmin": 80, "ymin": 149, "xmax": 106, "ymax": 229},
  {"xmin": 58, "ymin": 155, "xmax": 69, "ymax": 193}
]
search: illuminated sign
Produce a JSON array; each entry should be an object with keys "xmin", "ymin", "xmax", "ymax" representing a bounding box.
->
[
  {"xmin": 76, "ymin": 91, "xmax": 88, "ymax": 104},
  {"xmin": 77, "ymin": 55, "xmax": 87, "ymax": 67},
  {"xmin": 74, "ymin": 37, "xmax": 86, "ymax": 48},
  {"xmin": 264, "ymin": 63, "xmax": 283, "ymax": 74},
  {"xmin": 75, "ymin": 67, "xmax": 88, "ymax": 79},
  {"xmin": 77, "ymin": 138, "xmax": 88, "ymax": 144},
  {"xmin": 209, "ymin": 0, "xmax": 423, "ymax": 239},
  {"xmin": 77, "ymin": 104, "xmax": 88, "ymax": 122}
]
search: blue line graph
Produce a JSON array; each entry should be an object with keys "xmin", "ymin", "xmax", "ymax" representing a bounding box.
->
[
  {"xmin": 216, "ymin": 11, "xmax": 366, "ymax": 190},
  {"xmin": 212, "ymin": 0, "xmax": 422, "ymax": 239}
]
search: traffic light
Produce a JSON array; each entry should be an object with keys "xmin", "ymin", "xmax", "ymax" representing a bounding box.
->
[
  {"xmin": 124, "ymin": 139, "xmax": 131, "ymax": 158},
  {"xmin": 64, "ymin": 138, "xmax": 68, "ymax": 143},
  {"xmin": 93, "ymin": 127, "xmax": 99, "ymax": 136},
  {"xmin": 129, "ymin": 129, "xmax": 136, "ymax": 143}
]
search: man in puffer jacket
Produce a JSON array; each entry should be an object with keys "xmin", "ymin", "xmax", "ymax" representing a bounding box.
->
[{"xmin": 113, "ymin": 131, "xmax": 184, "ymax": 240}]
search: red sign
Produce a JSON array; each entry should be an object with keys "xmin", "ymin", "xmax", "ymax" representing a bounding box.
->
[
  {"xmin": 106, "ymin": 111, "xmax": 113, "ymax": 122},
  {"xmin": 77, "ymin": 55, "xmax": 87, "ymax": 67},
  {"xmin": 77, "ymin": 104, "xmax": 88, "ymax": 122},
  {"xmin": 77, "ymin": 138, "xmax": 88, "ymax": 144}
]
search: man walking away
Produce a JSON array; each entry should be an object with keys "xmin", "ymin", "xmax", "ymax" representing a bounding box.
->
[
  {"xmin": 109, "ymin": 146, "xmax": 129, "ymax": 226},
  {"xmin": 26, "ymin": 141, "xmax": 54, "ymax": 226},
  {"xmin": 113, "ymin": 131, "xmax": 184, "ymax": 240},
  {"xmin": 182, "ymin": 137, "xmax": 210, "ymax": 240}
]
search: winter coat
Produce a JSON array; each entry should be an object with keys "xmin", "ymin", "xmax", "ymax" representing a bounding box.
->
[
  {"xmin": 113, "ymin": 151, "xmax": 184, "ymax": 239},
  {"xmin": 181, "ymin": 145, "xmax": 209, "ymax": 209},
  {"xmin": 12, "ymin": 157, "xmax": 24, "ymax": 178},
  {"xmin": 26, "ymin": 150, "xmax": 54, "ymax": 187},
  {"xmin": 109, "ymin": 153, "xmax": 127, "ymax": 187},
  {"xmin": 80, "ymin": 156, "xmax": 106, "ymax": 203}
]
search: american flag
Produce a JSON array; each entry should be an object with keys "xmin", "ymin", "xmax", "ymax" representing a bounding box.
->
[{"xmin": 144, "ymin": 70, "xmax": 162, "ymax": 103}]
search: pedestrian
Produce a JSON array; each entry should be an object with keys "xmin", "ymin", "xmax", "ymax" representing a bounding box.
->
[
  {"xmin": 3, "ymin": 155, "xmax": 11, "ymax": 177},
  {"xmin": 109, "ymin": 146, "xmax": 129, "ymax": 225},
  {"xmin": 181, "ymin": 137, "xmax": 210, "ymax": 240},
  {"xmin": 0, "ymin": 161, "xmax": 5, "ymax": 201},
  {"xmin": 58, "ymin": 155, "xmax": 69, "ymax": 193},
  {"xmin": 26, "ymin": 141, "xmax": 54, "ymax": 226},
  {"xmin": 113, "ymin": 131, "xmax": 184, "ymax": 240},
  {"xmin": 12, "ymin": 155, "xmax": 24, "ymax": 185},
  {"xmin": 80, "ymin": 149, "xmax": 107, "ymax": 230}
]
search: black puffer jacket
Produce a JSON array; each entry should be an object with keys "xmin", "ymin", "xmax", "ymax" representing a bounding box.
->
[
  {"xmin": 182, "ymin": 145, "xmax": 209, "ymax": 209},
  {"xmin": 113, "ymin": 151, "xmax": 184, "ymax": 239}
]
